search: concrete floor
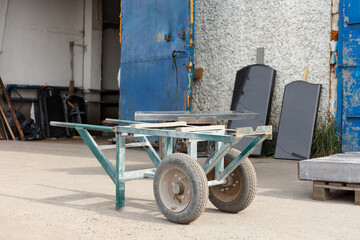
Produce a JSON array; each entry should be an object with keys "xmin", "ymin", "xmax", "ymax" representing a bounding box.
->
[{"xmin": 0, "ymin": 138, "xmax": 360, "ymax": 240}]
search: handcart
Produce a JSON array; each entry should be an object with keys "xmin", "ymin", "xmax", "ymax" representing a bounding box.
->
[{"xmin": 50, "ymin": 119, "xmax": 271, "ymax": 224}]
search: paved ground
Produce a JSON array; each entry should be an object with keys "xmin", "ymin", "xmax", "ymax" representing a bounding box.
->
[{"xmin": 0, "ymin": 138, "xmax": 360, "ymax": 240}]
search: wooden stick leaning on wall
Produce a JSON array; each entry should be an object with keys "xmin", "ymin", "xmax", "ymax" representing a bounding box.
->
[
  {"xmin": 0, "ymin": 108, "xmax": 9, "ymax": 140},
  {"xmin": 0, "ymin": 76, "xmax": 25, "ymax": 141},
  {"xmin": 0, "ymin": 128, "xmax": 5, "ymax": 140},
  {"xmin": 0, "ymin": 104, "xmax": 15, "ymax": 140},
  {"xmin": 302, "ymin": 66, "xmax": 309, "ymax": 82}
]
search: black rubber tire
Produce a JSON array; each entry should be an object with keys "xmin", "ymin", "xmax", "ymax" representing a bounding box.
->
[
  {"xmin": 207, "ymin": 149, "xmax": 257, "ymax": 213},
  {"xmin": 154, "ymin": 153, "xmax": 208, "ymax": 224},
  {"xmin": 159, "ymin": 137, "xmax": 166, "ymax": 160},
  {"xmin": 159, "ymin": 138, "xmax": 182, "ymax": 159}
]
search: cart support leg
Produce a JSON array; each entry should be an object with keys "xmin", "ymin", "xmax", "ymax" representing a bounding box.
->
[
  {"xmin": 76, "ymin": 128, "xmax": 116, "ymax": 184},
  {"xmin": 165, "ymin": 137, "xmax": 173, "ymax": 157},
  {"xmin": 188, "ymin": 140, "xmax": 198, "ymax": 160},
  {"xmin": 203, "ymin": 143, "xmax": 234, "ymax": 174},
  {"xmin": 215, "ymin": 141, "xmax": 224, "ymax": 179},
  {"xmin": 138, "ymin": 136, "xmax": 161, "ymax": 167},
  {"xmin": 116, "ymin": 133, "xmax": 126, "ymax": 210},
  {"xmin": 219, "ymin": 135, "xmax": 267, "ymax": 181}
]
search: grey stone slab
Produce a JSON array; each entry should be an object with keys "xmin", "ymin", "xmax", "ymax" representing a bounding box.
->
[
  {"xmin": 274, "ymin": 81, "xmax": 321, "ymax": 160},
  {"xmin": 299, "ymin": 153, "xmax": 360, "ymax": 183},
  {"xmin": 228, "ymin": 64, "xmax": 276, "ymax": 155}
]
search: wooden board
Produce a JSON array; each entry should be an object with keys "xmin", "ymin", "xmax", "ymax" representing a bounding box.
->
[
  {"xmin": 130, "ymin": 121, "xmax": 187, "ymax": 129},
  {"xmin": 176, "ymin": 125, "xmax": 225, "ymax": 132}
]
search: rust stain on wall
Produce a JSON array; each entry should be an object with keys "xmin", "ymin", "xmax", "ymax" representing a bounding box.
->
[
  {"xmin": 119, "ymin": 0, "xmax": 122, "ymax": 44},
  {"xmin": 329, "ymin": 0, "xmax": 339, "ymax": 118}
]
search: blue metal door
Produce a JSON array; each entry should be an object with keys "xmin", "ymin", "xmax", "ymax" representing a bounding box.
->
[
  {"xmin": 119, "ymin": 0, "xmax": 195, "ymax": 120},
  {"xmin": 339, "ymin": 0, "xmax": 360, "ymax": 151}
]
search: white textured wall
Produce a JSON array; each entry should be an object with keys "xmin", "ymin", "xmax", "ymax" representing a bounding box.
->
[
  {"xmin": 0, "ymin": 0, "xmax": 85, "ymax": 87},
  {"xmin": 194, "ymin": 0, "xmax": 331, "ymax": 130}
]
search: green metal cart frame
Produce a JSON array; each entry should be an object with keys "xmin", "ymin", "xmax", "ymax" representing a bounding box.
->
[{"xmin": 50, "ymin": 119, "xmax": 271, "ymax": 224}]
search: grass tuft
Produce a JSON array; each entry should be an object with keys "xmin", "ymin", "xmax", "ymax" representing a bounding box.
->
[{"xmin": 311, "ymin": 118, "xmax": 341, "ymax": 158}]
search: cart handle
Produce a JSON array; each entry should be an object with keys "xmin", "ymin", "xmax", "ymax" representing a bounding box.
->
[{"xmin": 50, "ymin": 121, "xmax": 114, "ymax": 132}]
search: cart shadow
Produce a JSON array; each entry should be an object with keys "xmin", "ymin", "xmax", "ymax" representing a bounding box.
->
[
  {"xmin": 0, "ymin": 185, "xmax": 173, "ymax": 225},
  {"xmin": 51, "ymin": 164, "xmax": 155, "ymax": 176}
]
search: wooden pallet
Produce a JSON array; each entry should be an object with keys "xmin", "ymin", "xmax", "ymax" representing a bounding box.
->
[{"xmin": 313, "ymin": 181, "xmax": 360, "ymax": 204}]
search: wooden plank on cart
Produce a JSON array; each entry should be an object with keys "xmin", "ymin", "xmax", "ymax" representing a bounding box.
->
[
  {"xmin": 130, "ymin": 121, "xmax": 187, "ymax": 129},
  {"xmin": 236, "ymin": 126, "xmax": 272, "ymax": 139},
  {"xmin": 176, "ymin": 125, "xmax": 225, "ymax": 132}
]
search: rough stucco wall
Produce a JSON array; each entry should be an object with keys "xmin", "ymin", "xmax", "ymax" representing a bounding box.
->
[{"xmin": 194, "ymin": 0, "xmax": 331, "ymax": 131}]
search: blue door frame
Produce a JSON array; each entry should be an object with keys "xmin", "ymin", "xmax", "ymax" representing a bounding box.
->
[
  {"xmin": 119, "ymin": 0, "xmax": 195, "ymax": 121},
  {"xmin": 337, "ymin": 0, "xmax": 360, "ymax": 152}
]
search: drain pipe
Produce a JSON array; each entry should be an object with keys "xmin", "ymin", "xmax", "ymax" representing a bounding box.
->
[
  {"xmin": 69, "ymin": 41, "xmax": 75, "ymax": 94},
  {"xmin": 68, "ymin": 0, "xmax": 86, "ymax": 93},
  {"xmin": 81, "ymin": 0, "xmax": 86, "ymax": 90}
]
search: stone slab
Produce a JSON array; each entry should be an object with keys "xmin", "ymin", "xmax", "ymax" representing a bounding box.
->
[
  {"xmin": 299, "ymin": 153, "xmax": 360, "ymax": 183},
  {"xmin": 229, "ymin": 64, "xmax": 276, "ymax": 155},
  {"xmin": 274, "ymin": 81, "xmax": 321, "ymax": 160}
]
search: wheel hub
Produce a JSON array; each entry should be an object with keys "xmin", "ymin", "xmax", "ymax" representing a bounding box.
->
[
  {"xmin": 159, "ymin": 167, "xmax": 192, "ymax": 212},
  {"xmin": 223, "ymin": 175, "xmax": 234, "ymax": 187},
  {"xmin": 172, "ymin": 182, "xmax": 184, "ymax": 195},
  {"xmin": 209, "ymin": 169, "xmax": 242, "ymax": 203}
]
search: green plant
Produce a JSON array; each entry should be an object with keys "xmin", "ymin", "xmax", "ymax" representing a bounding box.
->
[{"xmin": 311, "ymin": 118, "xmax": 341, "ymax": 158}]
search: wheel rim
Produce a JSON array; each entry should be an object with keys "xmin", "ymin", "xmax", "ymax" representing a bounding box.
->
[
  {"xmin": 208, "ymin": 163, "xmax": 242, "ymax": 203},
  {"xmin": 159, "ymin": 166, "xmax": 192, "ymax": 213}
]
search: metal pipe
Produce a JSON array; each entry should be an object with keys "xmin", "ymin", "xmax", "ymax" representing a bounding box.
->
[
  {"xmin": 77, "ymin": 128, "xmax": 117, "ymax": 184},
  {"xmin": 219, "ymin": 135, "xmax": 268, "ymax": 181},
  {"xmin": 104, "ymin": 118, "xmax": 141, "ymax": 125},
  {"xmin": 50, "ymin": 121, "xmax": 113, "ymax": 132},
  {"xmin": 82, "ymin": 0, "xmax": 86, "ymax": 89},
  {"xmin": 208, "ymin": 180, "xmax": 227, "ymax": 187},
  {"xmin": 115, "ymin": 125, "xmax": 236, "ymax": 142}
]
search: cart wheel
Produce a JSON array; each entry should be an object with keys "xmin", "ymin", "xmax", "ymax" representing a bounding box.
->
[
  {"xmin": 207, "ymin": 149, "xmax": 257, "ymax": 213},
  {"xmin": 154, "ymin": 153, "xmax": 208, "ymax": 224}
]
